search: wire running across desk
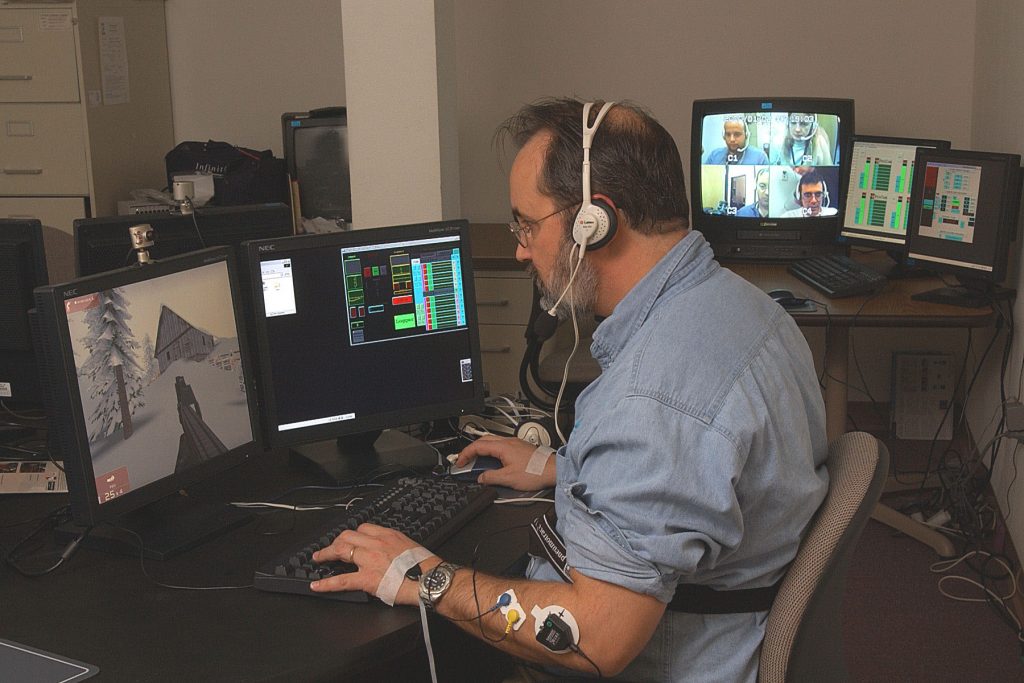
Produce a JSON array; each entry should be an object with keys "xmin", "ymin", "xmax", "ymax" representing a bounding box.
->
[
  {"xmin": 788, "ymin": 253, "xmax": 888, "ymax": 298},
  {"xmin": 254, "ymin": 475, "xmax": 497, "ymax": 602}
]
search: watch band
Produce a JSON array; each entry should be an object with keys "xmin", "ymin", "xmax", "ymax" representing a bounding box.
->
[{"xmin": 418, "ymin": 561, "xmax": 460, "ymax": 611}]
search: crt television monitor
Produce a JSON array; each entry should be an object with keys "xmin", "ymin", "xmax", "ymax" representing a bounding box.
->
[
  {"xmin": 246, "ymin": 220, "xmax": 485, "ymax": 482},
  {"xmin": 906, "ymin": 148, "xmax": 1023, "ymax": 308},
  {"xmin": 839, "ymin": 135, "xmax": 951, "ymax": 270},
  {"xmin": 0, "ymin": 219, "xmax": 48, "ymax": 409},
  {"xmin": 282, "ymin": 107, "xmax": 351, "ymax": 232},
  {"xmin": 33, "ymin": 247, "xmax": 261, "ymax": 558},
  {"xmin": 691, "ymin": 97, "xmax": 855, "ymax": 261},
  {"xmin": 74, "ymin": 202, "xmax": 293, "ymax": 277}
]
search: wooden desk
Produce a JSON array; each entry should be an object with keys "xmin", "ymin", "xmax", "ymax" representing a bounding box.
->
[
  {"xmin": 728, "ymin": 252, "xmax": 995, "ymax": 557},
  {"xmin": 0, "ymin": 450, "xmax": 545, "ymax": 681}
]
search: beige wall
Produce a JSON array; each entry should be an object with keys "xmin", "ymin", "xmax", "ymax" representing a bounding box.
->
[
  {"xmin": 971, "ymin": 0, "xmax": 1024, "ymax": 556},
  {"xmin": 455, "ymin": 0, "xmax": 977, "ymax": 222},
  {"xmin": 164, "ymin": 0, "xmax": 346, "ymax": 156},
  {"xmin": 163, "ymin": 0, "xmax": 1024, "ymax": 548}
]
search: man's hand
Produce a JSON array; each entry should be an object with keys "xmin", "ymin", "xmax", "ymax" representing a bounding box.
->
[
  {"xmin": 309, "ymin": 524, "xmax": 436, "ymax": 605},
  {"xmin": 455, "ymin": 435, "xmax": 557, "ymax": 490}
]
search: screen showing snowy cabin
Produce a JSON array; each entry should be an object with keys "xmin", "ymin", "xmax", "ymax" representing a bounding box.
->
[{"xmin": 62, "ymin": 260, "xmax": 254, "ymax": 505}]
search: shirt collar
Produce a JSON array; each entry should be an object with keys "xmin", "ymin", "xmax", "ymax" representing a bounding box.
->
[{"xmin": 590, "ymin": 231, "xmax": 718, "ymax": 368}]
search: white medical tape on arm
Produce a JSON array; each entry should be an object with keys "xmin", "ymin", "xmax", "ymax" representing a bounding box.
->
[
  {"xmin": 526, "ymin": 446, "xmax": 555, "ymax": 476},
  {"xmin": 376, "ymin": 546, "xmax": 435, "ymax": 606}
]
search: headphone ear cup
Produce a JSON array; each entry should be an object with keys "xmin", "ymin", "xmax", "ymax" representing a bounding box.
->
[
  {"xmin": 572, "ymin": 198, "xmax": 617, "ymax": 251},
  {"xmin": 514, "ymin": 417, "xmax": 557, "ymax": 447}
]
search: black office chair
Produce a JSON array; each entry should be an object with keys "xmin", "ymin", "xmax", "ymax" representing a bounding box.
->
[{"xmin": 758, "ymin": 431, "xmax": 889, "ymax": 682}]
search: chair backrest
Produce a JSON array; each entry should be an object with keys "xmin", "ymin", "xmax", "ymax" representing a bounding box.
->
[{"xmin": 758, "ymin": 431, "xmax": 889, "ymax": 683}]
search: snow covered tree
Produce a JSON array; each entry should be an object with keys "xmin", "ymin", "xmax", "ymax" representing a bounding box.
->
[
  {"xmin": 140, "ymin": 334, "xmax": 158, "ymax": 385},
  {"xmin": 79, "ymin": 287, "xmax": 146, "ymax": 441}
]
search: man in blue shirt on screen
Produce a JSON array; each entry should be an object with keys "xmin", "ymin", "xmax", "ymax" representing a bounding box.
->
[
  {"xmin": 736, "ymin": 167, "xmax": 771, "ymax": 218},
  {"xmin": 311, "ymin": 97, "xmax": 828, "ymax": 682},
  {"xmin": 703, "ymin": 115, "xmax": 769, "ymax": 165}
]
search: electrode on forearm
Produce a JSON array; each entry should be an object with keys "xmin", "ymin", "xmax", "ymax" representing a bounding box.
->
[
  {"xmin": 526, "ymin": 446, "xmax": 555, "ymax": 475},
  {"xmin": 377, "ymin": 547, "xmax": 435, "ymax": 606},
  {"xmin": 531, "ymin": 604, "xmax": 580, "ymax": 653}
]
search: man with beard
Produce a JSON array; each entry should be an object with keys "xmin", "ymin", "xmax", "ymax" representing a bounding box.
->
[{"xmin": 310, "ymin": 98, "xmax": 828, "ymax": 682}]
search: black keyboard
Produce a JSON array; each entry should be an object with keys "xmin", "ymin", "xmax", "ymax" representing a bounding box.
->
[
  {"xmin": 787, "ymin": 254, "xmax": 887, "ymax": 298},
  {"xmin": 254, "ymin": 476, "xmax": 497, "ymax": 602}
]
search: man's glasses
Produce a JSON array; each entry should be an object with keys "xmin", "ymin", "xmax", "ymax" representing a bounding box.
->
[{"xmin": 508, "ymin": 204, "xmax": 578, "ymax": 248}]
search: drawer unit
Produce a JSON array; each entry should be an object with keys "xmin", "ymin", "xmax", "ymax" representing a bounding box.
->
[
  {"xmin": 0, "ymin": 7, "xmax": 79, "ymax": 102},
  {"xmin": 473, "ymin": 270, "xmax": 532, "ymax": 397},
  {"xmin": 0, "ymin": 103, "xmax": 89, "ymax": 194},
  {"xmin": 0, "ymin": 1, "xmax": 173, "ymax": 224},
  {"xmin": 478, "ymin": 323, "xmax": 528, "ymax": 398}
]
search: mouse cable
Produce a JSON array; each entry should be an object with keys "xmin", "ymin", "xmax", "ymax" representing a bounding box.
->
[
  {"xmin": 106, "ymin": 522, "xmax": 254, "ymax": 591},
  {"xmin": 5, "ymin": 519, "xmax": 89, "ymax": 578}
]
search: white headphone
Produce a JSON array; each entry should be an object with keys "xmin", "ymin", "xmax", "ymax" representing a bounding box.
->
[
  {"xmin": 546, "ymin": 101, "xmax": 617, "ymax": 317},
  {"xmin": 570, "ymin": 101, "xmax": 617, "ymax": 252}
]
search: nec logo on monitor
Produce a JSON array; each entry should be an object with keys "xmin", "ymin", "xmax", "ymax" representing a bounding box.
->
[{"xmin": 258, "ymin": 244, "xmax": 277, "ymax": 252}]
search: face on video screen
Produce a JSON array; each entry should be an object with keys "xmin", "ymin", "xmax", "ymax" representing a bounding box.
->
[{"xmin": 699, "ymin": 111, "xmax": 842, "ymax": 220}]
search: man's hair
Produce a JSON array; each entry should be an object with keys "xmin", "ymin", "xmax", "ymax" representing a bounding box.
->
[
  {"xmin": 798, "ymin": 169, "xmax": 826, "ymax": 191},
  {"xmin": 495, "ymin": 97, "xmax": 690, "ymax": 235}
]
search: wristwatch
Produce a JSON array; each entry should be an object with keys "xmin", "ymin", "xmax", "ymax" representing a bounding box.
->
[{"xmin": 418, "ymin": 561, "xmax": 460, "ymax": 611}]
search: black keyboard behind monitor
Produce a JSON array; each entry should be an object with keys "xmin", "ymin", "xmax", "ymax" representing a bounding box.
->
[
  {"xmin": 787, "ymin": 254, "xmax": 887, "ymax": 298},
  {"xmin": 254, "ymin": 476, "xmax": 497, "ymax": 602}
]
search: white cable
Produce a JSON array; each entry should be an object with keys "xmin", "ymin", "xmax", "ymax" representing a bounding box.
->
[
  {"xmin": 494, "ymin": 496, "xmax": 555, "ymax": 505},
  {"xmin": 229, "ymin": 499, "xmax": 364, "ymax": 511},
  {"xmin": 418, "ymin": 599, "xmax": 439, "ymax": 683},
  {"xmin": 553, "ymin": 270, "xmax": 581, "ymax": 446}
]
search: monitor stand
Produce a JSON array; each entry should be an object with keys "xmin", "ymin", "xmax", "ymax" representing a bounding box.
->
[
  {"xmin": 55, "ymin": 493, "xmax": 252, "ymax": 560},
  {"xmin": 288, "ymin": 428, "xmax": 439, "ymax": 484},
  {"xmin": 884, "ymin": 252, "xmax": 936, "ymax": 280},
  {"xmin": 911, "ymin": 279, "xmax": 1015, "ymax": 308}
]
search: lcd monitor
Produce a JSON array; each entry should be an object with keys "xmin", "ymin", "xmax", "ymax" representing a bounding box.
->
[
  {"xmin": 246, "ymin": 220, "xmax": 484, "ymax": 482},
  {"xmin": 0, "ymin": 219, "xmax": 48, "ymax": 409},
  {"xmin": 840, "ymin": 135, "xmax": 950, "ymax": 275},
  {"xmin": 691, "ymin": 97, "xmax": 854, "ymax": 260},
  {"xmin": 906, "ymin": 148, "xmax": 1022, "ymax": 307},
  {"xmin": 282, "ymin": 107, "xmax": 351, "ymax": 233},
  {"xmin": 33, "ymin": 248, "xmax": 261, "ymax": 558},
  {"xmin": 74, "ymin": 202, "xmax": 293, "ymax": 277}
]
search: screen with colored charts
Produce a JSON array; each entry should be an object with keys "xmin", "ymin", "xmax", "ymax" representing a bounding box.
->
[
  {"xmin": 917, "ymin": 162, "xmax": 981, "ymax": 244},
  {"xmin": 840, "ymin": 136, "xmax": 950, "ymax": 247},
  {"xmin": 252, "ymin": 224, "xmax": 480, "ymax": 439}
]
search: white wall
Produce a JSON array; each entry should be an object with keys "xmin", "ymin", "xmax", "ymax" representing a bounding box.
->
[
  {"xmin": 164, "ymin": 0, "xmax": 345, "ymax": 156},
  {"xmin": 971, "ymin": 0, "xmax": 1024, "ymax": 554}
]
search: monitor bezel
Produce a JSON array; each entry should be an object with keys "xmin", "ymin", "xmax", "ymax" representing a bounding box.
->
[
  {"xmin": 73, "ymin": 202, "xmax": 293, "ymax": 278},
  {"xmin": 839, "ymin": 134, "xmax": 952, "ymax": 251},
  {"xmin": 905, "ymin": 148, "xmax": 1022, "ymax": 283},
  {"xmin": 0, "ymin": 219, "xmax": 49, "ymax": 407},
  {"xmin": 33, "ymin": 247, "xmax": 262, "ymax": 527},
  {"xmin": 690, "ymin": 96, "xmax": 855, "ymax": 261},
  {"xmin": 245, "ymin": 219, "xmax": 486, "ymax": 449}
]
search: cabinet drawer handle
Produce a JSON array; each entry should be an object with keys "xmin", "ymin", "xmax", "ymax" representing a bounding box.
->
[
  {"xmin": 478, "ymin": 299, "xmax": 510, "ymax": 307},
  {"xmin": 0, "ymin": 75, "xmax": 33, "ymax": 81},
  {"xmin": 481, "ymin": 345, "xmax": 512, "ymax": 354},
  {"xmin": 2, "ymin": 168, "xmax": 43, "ymax": 175}
]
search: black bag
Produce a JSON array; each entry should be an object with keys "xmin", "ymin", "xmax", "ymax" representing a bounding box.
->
[{"xmin": 164, "ymin": 140, "xmax": 288, "ymax": 206}]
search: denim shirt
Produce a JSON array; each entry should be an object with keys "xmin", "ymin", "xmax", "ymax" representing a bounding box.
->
[{"xmin": 526, "ymin": 231, "xmax": 828, "ymax": 682}]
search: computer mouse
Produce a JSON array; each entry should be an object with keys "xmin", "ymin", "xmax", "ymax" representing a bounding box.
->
[
  {"xmin": 448, "ymin": 455, "xmax": 503, "ymax": 480},
  {"xmin": 767, "ymin": 289, "xmax": 811, "ymax": 310},
  {"xmin": 767, "ymin": 288, "xmax": 795, "ymax": 302}
]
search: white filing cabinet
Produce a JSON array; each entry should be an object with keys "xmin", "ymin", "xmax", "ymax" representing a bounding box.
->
[{"xmin": 0, "ymin": 0, "xmax": 173, "ymax": 281}]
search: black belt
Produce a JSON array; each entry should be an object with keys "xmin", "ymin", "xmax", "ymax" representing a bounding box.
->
[{"xmin": 529, "ymin": 511, "xmax": 780, "ymax": 614}]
